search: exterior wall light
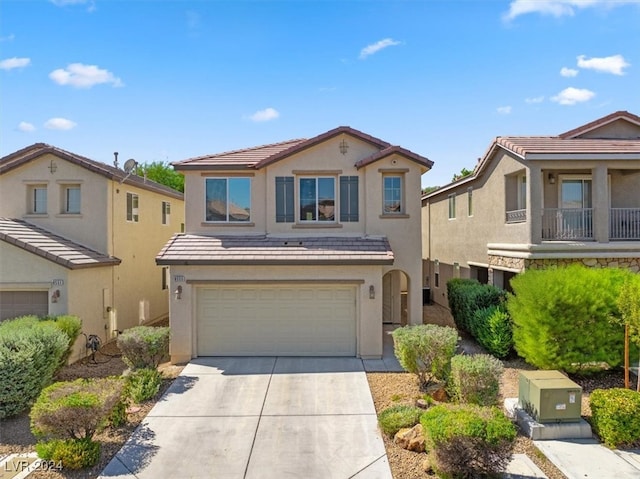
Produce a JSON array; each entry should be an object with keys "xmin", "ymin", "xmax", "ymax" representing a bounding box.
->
[
  {"xmin": 175, "ymin": 285, "xmax": 183, "ymax": 300},
  {"xmin": 548, "ymin": 173, "xmax": 556, "ymax": 184},
  {"xmin": 51, "ymin": 289, "xmax": 60, "ymax": 303},
  {"xmin": 369, "ymin": 285, "xmax": 375, "ymax": 299}
]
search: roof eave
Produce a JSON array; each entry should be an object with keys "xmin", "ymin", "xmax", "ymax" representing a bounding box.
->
[{"xmin": 155, "ymin": 258, "xmax": 394, "ymax": 266}]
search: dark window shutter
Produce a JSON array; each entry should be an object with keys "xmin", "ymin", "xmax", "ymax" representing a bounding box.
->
[
  {"xmin": 275, "ymin": 176, "xmax": 294, "ymax": 223},
  {"xmin": 339, "ymin": 176, "xmax": 359, "ymax": 222}
]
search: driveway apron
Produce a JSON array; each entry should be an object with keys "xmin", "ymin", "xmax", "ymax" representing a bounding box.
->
[{"xmin": 99, "ymin": 357, "xmax": 391, "ymax": 479}]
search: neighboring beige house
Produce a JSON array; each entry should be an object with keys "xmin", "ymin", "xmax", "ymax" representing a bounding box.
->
[
  {"xmin": 0, "ymin": 143, "xmax": 184, "ymax": 362},
  {"xmin": 156, "ymin": 127, "xmax": 432, "ymax": 363},
  {"xmin": 422, "ymin": 111, "xmax": 640, "ymax": 308}
]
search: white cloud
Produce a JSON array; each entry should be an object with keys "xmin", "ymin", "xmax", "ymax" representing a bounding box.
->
[
  {"xmin": 18, "ymin": 122, "xmax": 36, "ymax": 132},
  {"xmin": 560, "ymin": 67, "xmax": 579, "ymax": 77},
  {"xmin": 551, "ymin": 87, "xmax": 595, "ymax": 105},
  {"xmin": 504, "ymin": 0, "xmax": 640, "ymax": 21},
  {"xmin": 0, "ymin": 34, "xmax": 15, "ymax": 42},
  {"xmin": 497, "ymin": 106, "xmax": 512, "ymax": 114},
  {"xmin": 51, "ymin": 0, "xmax": 96, "ymax": 11},
  {"xmin": 44, "ymin": 118, "xmax": 77, "ymax": 130},
  {"xmin": 249, "ymin": 108, "xmax": 280, "ymax": 122},
  {"xmin": 525, "ymin": 96, "xmax": 545, "ymax": 104},
  {"xmin": 49, "ymin": 63, "xmax": 123, "ymax": 88},
  {"xmin": 359, "ymin": 38, "xmax": 402, "ymax": 59},
  {"xmin": 577, "ymin": 54, "xmax": 630, "ymax": 75},
  {"xmin": 0, "ymin": 57, "xmax": 31, "ymax": 70}
]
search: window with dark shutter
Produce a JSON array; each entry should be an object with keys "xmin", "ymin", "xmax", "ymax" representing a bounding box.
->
[
  {"xmin": 275, "ymin": 176, "xmax": 294, "ymax": 223},
  {"xmin": 339, "ymin": 176, "xmax": 359, "ymax": 222}
]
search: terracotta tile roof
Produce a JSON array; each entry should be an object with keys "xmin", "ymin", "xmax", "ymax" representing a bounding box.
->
[
  {"xmin": 0, "ymin": 218, "xmax": 121, "ymax": 269},
  {"xmin": 156, "ymin": 234, "xmax": 394, "ymax": 265},
  {"xmin": 173, "ymin": 139, "xmax": 306, "ymax": 170},
  {"xmin": 496, "ymin": 137, "xmax": 640, "ymax": 157},
  {"xmin": 172, "ymin": 126, "xmax": 430, "ymax": 171},
  {"xmin": 0, "ymin": 143, "xmax": 183, "ymax": 200},
  {"xmin": 559, "ymin": 110, "xmax": 640, "ymax": 139}
]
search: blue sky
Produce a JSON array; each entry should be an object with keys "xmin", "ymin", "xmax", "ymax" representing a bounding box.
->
[{"xmin": 1, "ymin": 0, "xmax": 639, "ymax": 188}]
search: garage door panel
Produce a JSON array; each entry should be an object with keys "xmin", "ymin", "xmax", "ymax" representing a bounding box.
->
[
  {"xmin": 0, "ymin": 291, "xmax": 49, "ymax": 321},
  {"xmin": 196, "ymin": 284, "xmax": 356, "ymax": 356}
]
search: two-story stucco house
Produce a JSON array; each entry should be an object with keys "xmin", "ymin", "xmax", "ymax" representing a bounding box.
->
[
  {"xmin": 0, "ymin": 143, "xmax": 184, "ymax": 362},
  {"xmin": 156, "ymin": 127, "xmax": 432, "ymax": 363},
  {"xmin": 422, "ymin": 111, "xmax": 640, "ymax": 308}
]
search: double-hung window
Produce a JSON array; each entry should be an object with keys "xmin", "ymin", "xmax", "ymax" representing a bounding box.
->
[
  {"xmin": 448, "ymin": 193, "xmax": 456, "ymax": 219},
  {"xmin": 205, "ymin": 177, "xmax": 251, "ymax": 222},
  {"xmin": 162, "ymin": 201, "xmax": 171, "ymax": 225},
  {"xmin": 63, "ymin": 185, "xmax": 81, "ymax": 214},
  {"xmin": 299, "ymin": 177, "xmax": 335, "ymax": 222},
  {"xmin": 127, "ymin": 193, "xmax": 139, "ymax": 222},
  {"xmin": 30, "ymin": 185, "xmax": 48, "ymax": 214},
  {"xmin": 383, "ymin": 176, "xmax": 403, "ymax": 214}
]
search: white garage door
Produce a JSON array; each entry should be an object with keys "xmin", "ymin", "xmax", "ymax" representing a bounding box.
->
[
  {"xmin": 0, "ymin": 291, "xmax": 49, "ymax": 321},
  {"xmin": 196, "ymin": 284, "xmax": 356, "ymax": 356}
]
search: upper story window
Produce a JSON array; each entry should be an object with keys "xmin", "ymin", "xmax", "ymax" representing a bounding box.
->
[
  {"xmin": 467, "ymin": 187, "xmax": 473, "ymax": 217},
  {"xmin": 518, "ymin": 174, "xmax": 527, "ymax": 210},
  {"xmin": 383, "ymin": 175, "xmax": 403, "ymax": 214},
  {"xmin": 29, "ymin": 185, "xmax": 48, "ymax": 214},
  {"xmin": 448, "ymin": 193, "xmax": 456, "ymax": 219},
  {"xmin": 62, "ymin": 185, "xmax": 81, "ymax": 214},
  {"xmin": 127, "ymin": 193, "xmax": 139, "ymax": 222},
  {"xmin": 205, "ymin": 177, "xmax": 251, "ymax": 222},
  {"xmin": 299, "ymin": 177, "xmax": 335, "ymax": 222},
  {"xmin": 162, "ymin": 201, "xmax": 171, "ymax": 225}
]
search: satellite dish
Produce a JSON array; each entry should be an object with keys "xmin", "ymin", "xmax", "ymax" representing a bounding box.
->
[{"xmin": 123, "ymin": 158, "xmax": 138, "ymax": 174}]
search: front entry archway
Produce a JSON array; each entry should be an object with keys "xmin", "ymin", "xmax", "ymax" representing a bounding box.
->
[{"xmin": 382, "ymin": 270, "xmax": 409, "ymax": 325}]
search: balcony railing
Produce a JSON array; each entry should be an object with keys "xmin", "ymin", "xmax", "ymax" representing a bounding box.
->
[
  {"xmin": 610, "ymin": 208, "xmax": 640, "ymax": 240},
  {"xmin": 542, "ymin": 208, "xmax": 593, "ymax": 240},
  {"xmin": 506, "ymin": 209, "xmax": 526, "ymax": 223}
]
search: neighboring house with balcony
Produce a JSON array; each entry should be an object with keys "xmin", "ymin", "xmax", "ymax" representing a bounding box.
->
[
  {"xmin": 156, "ymin": 127, "xmax": 432, "ymax": 363},
  {"xmin": 422, "ymin": 111, "xmax": 640, "ymax": 308},
  {"xmin": 0, "ymin": 143, "xmax": 184, "ymax": 362}
]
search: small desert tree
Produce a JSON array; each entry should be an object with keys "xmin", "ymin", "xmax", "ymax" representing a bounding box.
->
[{"xmin": 616, "ymin": 274, "xmax": 640, "ymax": 390}]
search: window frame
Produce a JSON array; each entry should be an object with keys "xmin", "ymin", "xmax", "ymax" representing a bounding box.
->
[
  {"xmin": 382, "ymin": 174, "xmax": 404, "ymax": 215},
  {"xmin": 162, "ymin": 201, "xmax": 171, "ymax": 225},
  {"xmin": 517, "ymin": 174, "xmax": 527, "ymax": 210},
  {"xmin": 204, "ymin": 177, "xmax": 252, "ymax": 223},
  {"xmin": 126, "ymin": 192, "xmax": 139, "ymax": 222},
  {"xmin": 467, "ymin": 187, "xmax": 473, "ymax": 217},
  {"xmin": 448, "ymin": 193, "xmax": 456, "ymax": 219},
  {"xmin": 298, "ymin": 176, "xmax": 336, "ymax": 223},
  {"xmin": 63, "ymin": 185, "xmax": 81, "ymax": 214},
  {"xmin": 30, "ymin": 185, "xmax": 48, "ymax": 214}
]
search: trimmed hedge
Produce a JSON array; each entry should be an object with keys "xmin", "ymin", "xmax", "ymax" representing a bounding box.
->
[
  {"xmin": 0, "ymin": 317, "xmax": 68, "ymax": 419},
  {"xmin": 118, "ymin": 326, "xmax": 170, "ymax": 370},
  {"xmin": 421, "ymin": 404, "xmax": 516, "ymax": 478},
  {"xmin": 447, "ymin": 278, "xmax": 506, "ymax": 333},
  {"xmin": 36, "ymin": 438, "xmax": 101, "ymax": 470},
  {"xmin": 508, "ymin": 265, "xmax": 627, "ymax": 373},
  {"xmin": 377, "ymin": 405, "xmax": 423, "ymax": 437},
  {"xmin": 30, "ymin": 377, "xmax": 125, "ymax": 441},
  {"xmin": 590, "ymin": 388, "xmax": 640, "ymax": 448},
  {"xmin": 471, "ymin": 305, "xmax": 513, "ymax": 359},
  {"xmin": 392, "ymin": 324, "xmax": 458, "ymax": 388},
  {"xmin": 448, "ymin": 354, "xmax": 503, "ymax": 406}
]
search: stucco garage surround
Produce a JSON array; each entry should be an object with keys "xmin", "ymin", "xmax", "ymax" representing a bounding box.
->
[{"xmin": 157, "ymin": 234, "xmax": 393, "ymax": 363}]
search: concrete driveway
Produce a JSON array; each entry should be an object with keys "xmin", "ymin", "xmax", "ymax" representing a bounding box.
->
[{"xmin": 99, "ymin": 357, "xmax": 392, "ymax": 479}]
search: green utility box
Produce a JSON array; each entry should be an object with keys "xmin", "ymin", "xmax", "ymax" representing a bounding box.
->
[{"xmin": 518, "ymin": 370, "xmax": 582, "ymax": 423}]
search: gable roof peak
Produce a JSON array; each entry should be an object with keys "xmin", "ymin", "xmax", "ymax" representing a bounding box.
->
[{"xmin": 559, "ymin": 110, "xmax": 640, "ymax": 139}]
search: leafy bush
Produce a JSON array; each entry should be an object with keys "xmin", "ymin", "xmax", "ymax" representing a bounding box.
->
[
  {"xmin": 118, "ymin": 326, "xmax": 170, "ymax": 370},
  {"xmin": 36, "ymin": 438, "xmax": 101, "ymax": 469},
  {"xmin": 0, "ymin": 318, "xmax": 68, "ymax": 419},
  {"xmin": 421, "ymin": 404, "xmax": 516, "ymax": 478},
  {"xmin": 590, "ymin": 388, "xmax": 640, "ymax": 448},
  {"xmin": 392, "ymin": 324, "xmax": 458, "ymax": 388},
  {"xmin": 30, "ymin": 377, "xmax": 124, "ymax": 441},
  {"xmin": 447, "ymin": 278, "xmax": 506, "ymax": 333},
  {"xmin": 377, "ymin": 405, "xmax": 423, "ymax": 437},
  {"xmin": 448, "ymin": 354, "xmax": 503, "ymax": 406},
  {"xmin": 126, "ymin": 368, "xmax": 162, "ymax": 403},
  {"xmin": 41, "ymin": 315, "xmax": 82, "ymax": 370},
  {"xmin": 471, "ymin": 305, "xmax": 513, "ymax": 359},
  {"xmin": 508, "ymin": 265, "xmax": 627, "ymax": 374}
]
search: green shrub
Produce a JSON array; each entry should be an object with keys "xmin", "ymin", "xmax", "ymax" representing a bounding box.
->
[
  {"xmin": 30, "ymin": 377, "xmax": 124, "ymax": 441},
  {"xmin": 118, "ymin": 326, "xmax": 170, "ymax": 370},
  {"xmin": 392, "ymin": 324, "xmax": 458, "ymax": 389},
  {"xmin": 421, "ymin": 404, "xmax": 516, "ymax": 478},
  {"xmin": 448, "ymin": 354, "xmax": 503, "ymax": 406},
  {"xmin": 126, "ymin": 368, "xmax": 162, "ymax": 403},
  {"xmin": 590, "ymin": 388, "xmax": 640, "ymax": 448},
  {"xmin": 36, "ymin": 438, "xmax": 101, "ymax": 469},
  {"xmin": 508, "ymin": 265, "xmax": 628, "ymax": 374},
  {"xmin": 0, "ymin": 318, "xmax": 68, "ymax": 419},
  {"xmin": 41, "ymin": 315, "xmax": 82, "ymax": 370},
  {"xmin": 448, "ymin": 279, "xmax": 506, "ymax": 333},
  {"xmin": 377, "ymin": 405, "xmax": 423, "ymax": 437},
  {"xmin": 471, "ymin": 305, "xmax": 513, "ymax": 359}
]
